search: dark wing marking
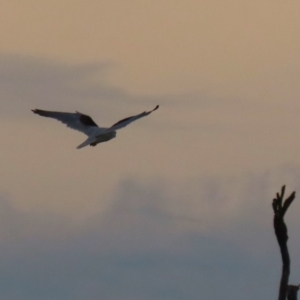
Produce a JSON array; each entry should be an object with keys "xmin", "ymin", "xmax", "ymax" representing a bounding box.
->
[
  {"xmin": 76, "ymin": 111, "xmax": 98, "ymax": 127},
  {"xmin": 110, "ymin": 105, "xmax": 159, "ymax": 130},
  {"xmin": 32, "ymin": 109, "xmax": 98, "ymax": 135},
  {"xmin": 111, "ymin": 116, "xmax": 133, "ymax": 127}
]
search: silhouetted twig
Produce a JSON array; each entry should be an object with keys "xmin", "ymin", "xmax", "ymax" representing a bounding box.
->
[
  {"xmin": 287, "ymin": 285, "xmax": 300, "ymax": 300},
  {"xmin": 272, "ymin": 185, "xmax": 298, "ymax": 300}
]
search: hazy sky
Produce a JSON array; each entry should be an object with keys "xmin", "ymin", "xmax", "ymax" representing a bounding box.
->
[{"xmin": 1, "ymin": 1, "xmax": 300, "ymax": 299}]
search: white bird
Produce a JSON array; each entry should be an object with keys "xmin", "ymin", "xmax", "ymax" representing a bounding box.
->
[{"xmin": 32, "ymin": 105, "xmax": 159, "ymax": 149}]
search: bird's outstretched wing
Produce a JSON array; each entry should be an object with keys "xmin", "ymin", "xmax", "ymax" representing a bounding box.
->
[
  {"xmin": 32, "ymin": 109, "xmax": 99, "ymax": 135},
  {"xmin": 110, "ymin": 105, "xmax": 159, "ymax": 130}
]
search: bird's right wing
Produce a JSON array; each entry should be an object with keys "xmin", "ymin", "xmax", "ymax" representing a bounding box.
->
[
  {"xmin": 109, "ymin": 105, "xmax": 159, "ymax": 131},
  {"xmin": 32, "ymin": 109, "xmax": 99, "ymax": 135}
]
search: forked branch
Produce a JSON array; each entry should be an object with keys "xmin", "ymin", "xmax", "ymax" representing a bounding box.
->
[{"xmin": 272, "ymin": 185, "xmax": 298, "ymax": 300}]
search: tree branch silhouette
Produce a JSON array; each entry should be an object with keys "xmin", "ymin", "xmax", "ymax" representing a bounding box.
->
[{"xmin": 272, "ymin": 185, "xmax": 298, "ymax": 300}]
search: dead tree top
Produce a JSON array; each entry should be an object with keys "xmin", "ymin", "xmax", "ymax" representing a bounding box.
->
[{"xmin": 272, "ymin": 185, "xmax": 297, "ymax": 300}]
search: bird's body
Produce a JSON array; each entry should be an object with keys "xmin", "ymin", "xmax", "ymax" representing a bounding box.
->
[{"xmin": 32, "ymin": 105, "xmax": 159, "ymax": 149}]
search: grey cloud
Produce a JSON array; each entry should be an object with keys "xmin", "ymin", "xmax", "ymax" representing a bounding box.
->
[
  {"xmin": 0, "ymin": 54, "xmax": 126, "ymax": 117},
  {"xmin": 0, "ymin": 54, "xmax": 160, "ymax": 111},
  {"xmin": 1, "ymin": 165, "xmax": 300, "ymax": 299},
  {"xmin": 0, "ymin": 54, "xmax": 224, "ymax": 133},
  {"xmin": 1, "ymin": 54, "xmax": 295, "ymax": 137},
  {"xmin": 0, "ymin": 196, "xmax": 272, "ymax": 300}
]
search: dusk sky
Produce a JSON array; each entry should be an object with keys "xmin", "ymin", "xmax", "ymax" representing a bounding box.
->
[{"xmin": 1, "ymin": 1, "xmax": 300, "ymax": 299}]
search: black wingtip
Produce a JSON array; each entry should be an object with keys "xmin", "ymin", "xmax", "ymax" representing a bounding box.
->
[
  {"xmin": 154, "ymin": 105, "xmax": 159, "ymax": 111},
  {"xmin": 31, "ymin": 109, "xmax": 49, "ymax": 117},
  {"xmin": 32, "ymin": 109, "xmax": 44, "ymax": 115}
]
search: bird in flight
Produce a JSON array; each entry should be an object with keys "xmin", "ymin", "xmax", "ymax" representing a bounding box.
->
[{"xmin": 32, "ymin": 105, "xmax": 159, "ymax": 149}]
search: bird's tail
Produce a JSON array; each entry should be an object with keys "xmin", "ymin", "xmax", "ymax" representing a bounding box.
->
[{"xmin": 76, "ymin": 137, "xmax": 95, "ymax": 149}]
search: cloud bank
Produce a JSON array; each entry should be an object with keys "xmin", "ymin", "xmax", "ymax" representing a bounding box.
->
[{"xmin": 1, "ymin": 164, "xmax": 300, "ymax": 299}]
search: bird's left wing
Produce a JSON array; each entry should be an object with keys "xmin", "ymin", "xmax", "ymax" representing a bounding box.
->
[
  {"xmin": 110, "ymin": 105, "xmax": 159, "ymax": 130},
  {"xmin": 32, "ymin": 109, "xmax": 99, "ymax": 135}
]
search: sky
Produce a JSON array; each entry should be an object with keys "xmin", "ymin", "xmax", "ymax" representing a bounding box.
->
[{"xmin": 1, "ymin": 0, "xmax": 300, "ymax": 299}]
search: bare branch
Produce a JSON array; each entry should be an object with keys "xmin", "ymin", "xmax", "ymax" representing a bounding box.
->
[
  {"xmin": 273, "ymin": 186, "xmax": 297, "ymax": 300},
  {"xmin": 287, "ymin": 285, "xmax": 300, "ymax": 300}
]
